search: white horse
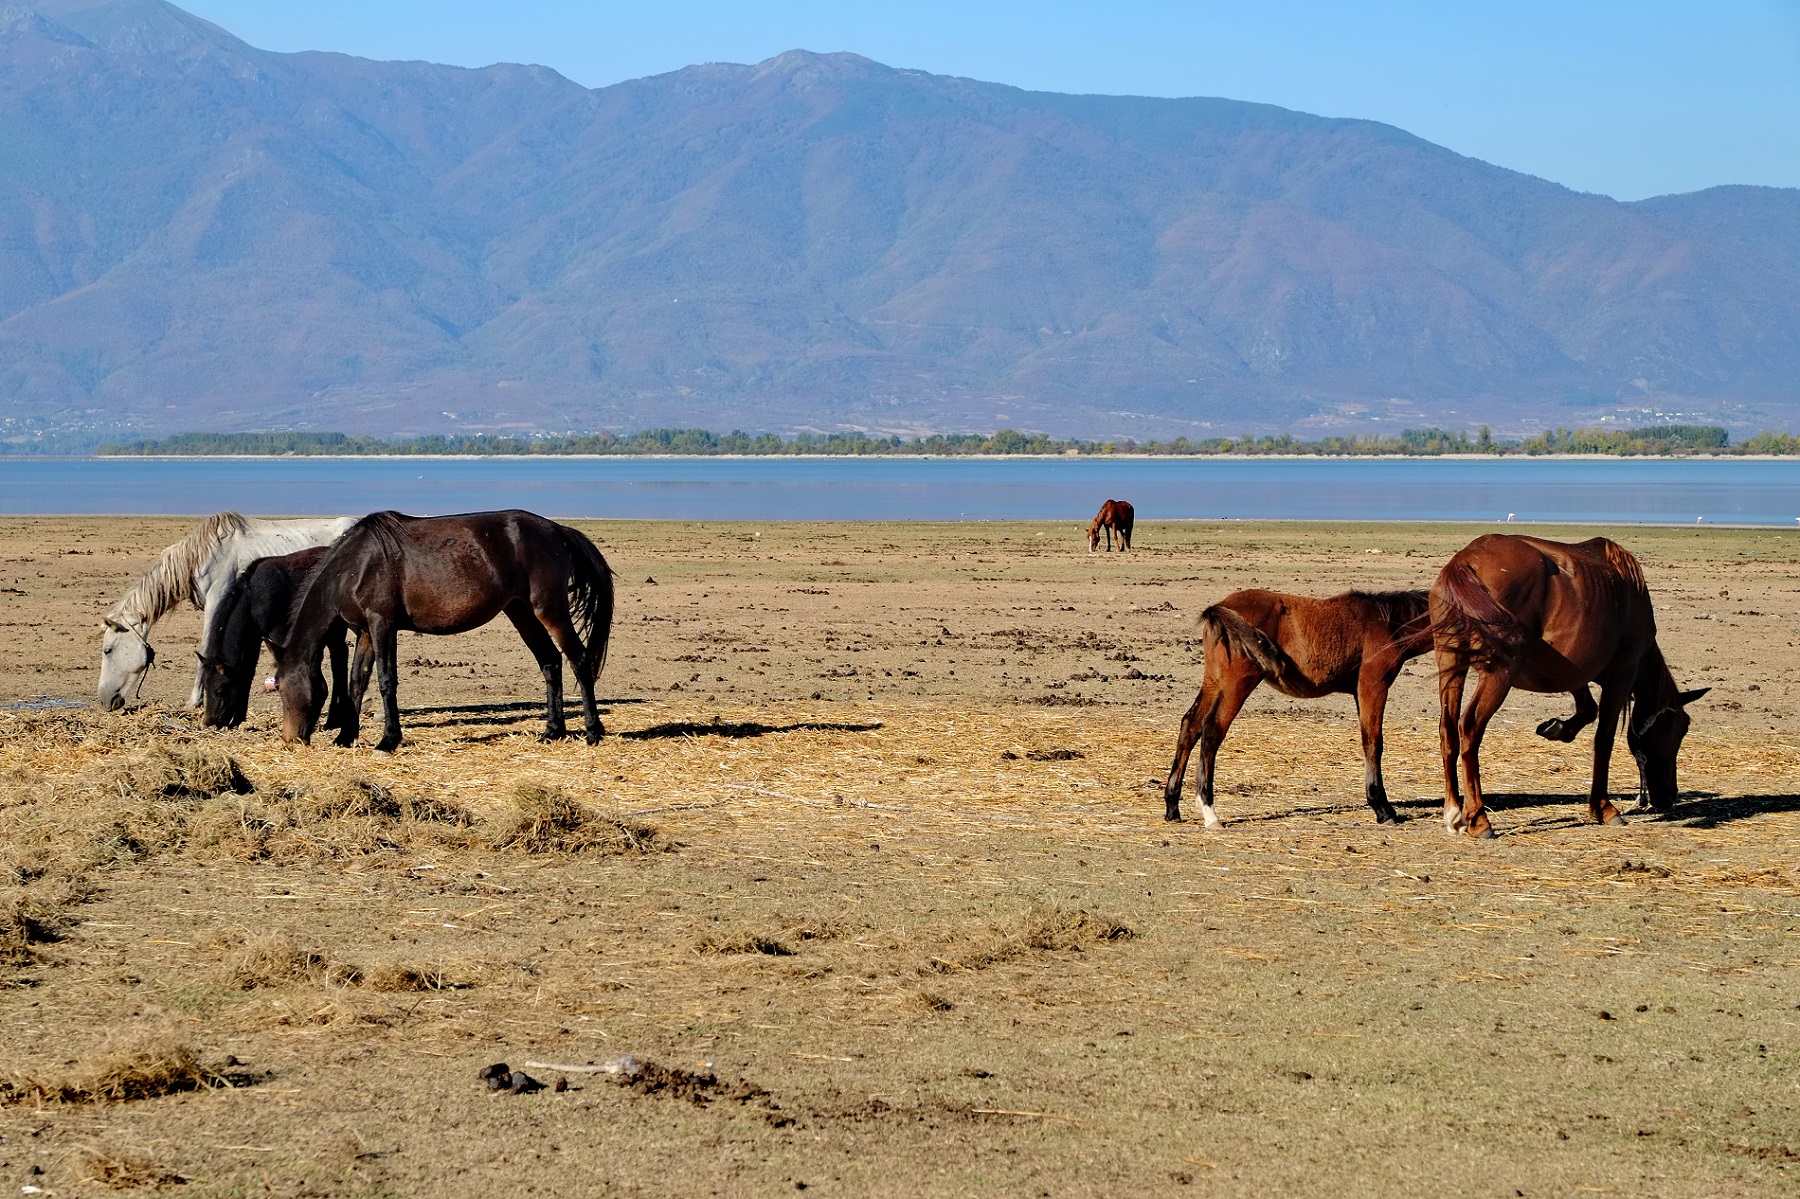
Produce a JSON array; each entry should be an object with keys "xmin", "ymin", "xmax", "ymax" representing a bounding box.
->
[{"xmin": 99, "ymin": 512, "xmax": 358, "ymax": 710}]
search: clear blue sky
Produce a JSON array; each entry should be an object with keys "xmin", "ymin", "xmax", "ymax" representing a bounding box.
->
[{"xmin": 180, "ymin": 0, "xmax": 1800, "ymax": 201}]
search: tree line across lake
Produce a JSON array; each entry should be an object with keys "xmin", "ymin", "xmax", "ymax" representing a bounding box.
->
[{"xmin": 95, "ymin": 424, "xmax": 1800, "ymax": 458}]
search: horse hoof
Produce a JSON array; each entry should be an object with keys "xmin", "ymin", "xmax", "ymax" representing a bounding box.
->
[
  {"xmin": 1603, "ymin": 813, "xmax": 1627, "ymax": 827},
  {"xmin": 1472, "ymin": 825, "xmax": 1497, "ymax": 840},
  {"xmin": 1163, "ymin": 809, "xmax": 1182, "ymax": 823},
  {"xmin": 1376, "ymin": 808, "xmax": 1406, "ymax": 825}
]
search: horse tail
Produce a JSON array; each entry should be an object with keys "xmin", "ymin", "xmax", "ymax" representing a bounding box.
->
[
  {"xmin": 1198, "ymin": 605, "xmax": 1283, "ymax": 676},
  {"xmin": 1429, "ymin": 560, "xmax": 1527, "ymax": 666},
  {"xmin": 558, "ymin": 523, "xmax": 615, "ymax": 684}
]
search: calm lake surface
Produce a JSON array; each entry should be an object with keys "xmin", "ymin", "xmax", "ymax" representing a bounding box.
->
[{"xmin": 2, "ymin": 456, "xmax": 1798, "ymax": 525}]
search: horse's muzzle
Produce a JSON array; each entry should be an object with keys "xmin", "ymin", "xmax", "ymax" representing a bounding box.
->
[{"xmin": 106, "ymin": 694, "xmax": 125, "ymax": 712}]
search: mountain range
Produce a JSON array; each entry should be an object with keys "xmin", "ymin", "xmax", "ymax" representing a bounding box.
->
[{"xmin": 2, "ymin": 0, "xmax": 1797, "ymax": 447}]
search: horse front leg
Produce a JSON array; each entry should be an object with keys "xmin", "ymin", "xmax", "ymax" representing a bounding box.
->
[
  {"xmin": 1536, "ymin": 686, "xmax": 1597, "ymax": 743},
  {"xmin": 1356, "ymin": 665, "xmax": 1402, "ymax": 823},
  {"xmin": 1588, "ymin": 681, "xmax": 1630, "ymax": 825},
  {"xmin": 188, "ymin": 606, "xmax": 221, "ymax": 708},
  {"xmin": 322, "ymin": 628, "xmax": 351, "ymax": 731},
  {"xmin": 369, "ymin": 623, "xmax": 403, "ymax": 753},
  {"xmin": 335, "ymin": 630, "xmax": 372, "ymax": 748}
]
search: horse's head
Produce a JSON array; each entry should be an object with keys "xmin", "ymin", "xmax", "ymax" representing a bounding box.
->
[
  {"xmin": 1086, "ymin": 521, "xmax": 1101, "ymax": 554},
  {"xmin": 97, "ymin": 617, "xmax": 154, "ymax": 711},
  {"xmin": 196, "ymin": 651, "xmax": 248, "ymax": 729},
  {"xmin": 1627, "ymin": 683, "xmax": 1709, "ymax": 809},
  {"xmin": 274, "ymin": 644, "xmax": 326, "ymax": 745}
]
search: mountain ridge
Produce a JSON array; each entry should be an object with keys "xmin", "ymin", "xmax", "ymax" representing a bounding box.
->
[{"xmin": 1, "ymin": 0, "xmax": 1795, "ymax": 448}]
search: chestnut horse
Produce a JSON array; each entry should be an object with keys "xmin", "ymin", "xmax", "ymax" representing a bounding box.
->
[
  {"xmin": 1163, "ymin": 588, "xmax": 1431, "ymax": 827},
  {"xmin": 1430, "ymin": 534, "xmax": 1707, "ymax": 838},
  {"xmin": 1087, "ymin": 499, "xmax": 1133, "ymax": 553},
  {"xmin": 198, "ymin": 547, "xmax": 370, "ymax": 731},
  {"xmin": 275, "ymin": 510, "xmax": 614, "ymax": 752}
]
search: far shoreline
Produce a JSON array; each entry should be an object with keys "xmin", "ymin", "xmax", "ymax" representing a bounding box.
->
[{"xmin": 18, "ymin": 452, "xmax": 1800, "ymax": 463}]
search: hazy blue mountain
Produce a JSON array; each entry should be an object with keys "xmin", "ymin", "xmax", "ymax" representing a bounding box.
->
[{"xmin": 2, "ymin": 0, "xmax": 1796, "ymax": 446}]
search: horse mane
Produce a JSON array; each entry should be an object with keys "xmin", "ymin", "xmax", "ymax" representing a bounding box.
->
[
  {"xmin": 352, "ymin": 510, "xmax": 412, "ymax": 559},
  {"xmin": 1349, "ymin": 588, "xmax": 1430, "ymax": 628},
  {"xmin": 108, "ymin": 511, "xmax": 252, "ymax": 625},
  {"xmin": 278, "ymin": 512, "xmax": 409, "ymax": 659}
]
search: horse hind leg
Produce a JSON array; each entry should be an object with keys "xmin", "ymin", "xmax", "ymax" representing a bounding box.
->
[
  {"xmin": 1437, "ymin": 653, "xmax": 1468, "ymax": 835},
  {"xmin": 1453, "ymin": 667, "xmax": 1519, "ymax": 839},
  {"xmin": 1163, "ymin": 665, "xmax": 1258, "ymax": 828},
  {"xmin": 1536, "ymin": 686, "xmax": 1597, "ymax": 743},
  {"xmin": 504, "ymin": 602, "xmax": 568, "ymax": 741}
]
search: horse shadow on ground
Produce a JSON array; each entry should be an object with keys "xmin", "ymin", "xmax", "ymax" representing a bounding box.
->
[
  {"xmin": 1392, "ymin": 790, "xmax": 1800, "ymax": 830},
  {"xmin": 396, "ymin": 698, "xmax": 647, "ymax": 729},
  {"xmin": 621, "ymin": 719, "xmax": 884, "ymax": 741}
]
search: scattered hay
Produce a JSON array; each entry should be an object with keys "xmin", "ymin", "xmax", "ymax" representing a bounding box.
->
[
  {"xmin": 927, "ymin": 904, "xmax": 1135, "ymax": 974},
  {"xmin": 363, "ymin": 961, "xmax": 451, "ymax": 992},
  {"xmin": 1014, "ymin": 905, "xmax": 1136, "ymax": 952},
  {"xmin": 1026, "ymin": 748, "xmax": 1085, "ymax": 761},
  {"xmin": 9, "ymin": 1033, "xmax": 228, "ymax": 1105},
  {"xmin": 915, "ymin": 990, "xmax": 955, "ymax": 1012},
  {"xmin": 491, "ymin": 783, "xmax": 666, "ymax": 855},
  {"xmin": 224, "ymin": 933, "xmax": 358, "ymax": 990},
  {"xmin": 692, "ymin": 931, "xmax": 795, "ymax": 957},
  {"xmin": 0, "ymin": 893, "xmax": 68, "ymax": 967},
  {"xmin": 96, "ymin": 741, "xmax": 253, "ymax": 802},
  {"xmin": 188, "ymin": 778, "xmax": 476, "ymax": 861},
  {"xmin": 80, "ymin": 1148, "xmax": 190, "ymax": 1190}
]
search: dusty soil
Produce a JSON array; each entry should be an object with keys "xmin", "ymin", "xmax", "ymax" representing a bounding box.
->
[{"xmin": 0, "ymin": 517, "xmax": 1796, "ymax": 1198}]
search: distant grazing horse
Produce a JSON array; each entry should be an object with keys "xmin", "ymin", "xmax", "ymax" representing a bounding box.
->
[
  {"xmin": 98, "ymin": 512, "xmax": 356, "ymax": 710},
  {"xmin": 1163, "ymin": 588, "xmax": 1431, "ymax": 828},
  {"xmin": 275, "ymin": 510, "xmax": 614, "ymax": 752},
  {"xmin": 198, "ymin": 547, "xmax": 371, "ymax": 731},
  {"xmin": 1088, "ymin": 499, "xmax": 1133, "ymax": 553},
  {"xmin": 1430, "ymin": 534, "xmax": 1707, "ymax": 838}
]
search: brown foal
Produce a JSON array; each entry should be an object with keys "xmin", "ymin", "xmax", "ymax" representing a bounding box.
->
[{"xmin": 1163, "ymin": 588, "xmax": 1431, "ymax": 827}]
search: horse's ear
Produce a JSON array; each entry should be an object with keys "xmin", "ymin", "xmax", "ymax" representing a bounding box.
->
[
  {"xmin": 102, "ymin": 617, "xmax": 125, "ymax": 633},
  {"xmin": 1677, "ymin": 687, "xmax": 1710, "ymax": 706}
]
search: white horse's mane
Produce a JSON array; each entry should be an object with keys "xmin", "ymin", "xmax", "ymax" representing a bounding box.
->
[{"xmin": 107, "ymin": 511, "xmax": 253, "ymax": 626}]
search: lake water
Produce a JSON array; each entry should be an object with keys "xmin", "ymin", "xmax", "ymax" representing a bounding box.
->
[{"xmin": 1, "ymin": 456, "xmax": 1798, "ymax": 525}]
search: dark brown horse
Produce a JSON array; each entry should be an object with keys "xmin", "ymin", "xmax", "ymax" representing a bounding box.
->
[
  {"xmin": 1087, "ymin": 499, "xmax": 1133, "ymax": 553},
  {"xmin": 1163, "ymin": 588, "xmax": 1431, "ymax": 827},
  {"xmin": 1430, "ymin": 534, "xmax": 1707, "ymax": 838},
  {"xmin": 275, "ymin": 510, "xmax": 614, "ymax": 752},
  {"xmin": 198, "ymin": 546, "xmax": 371, "ymax": 730}
]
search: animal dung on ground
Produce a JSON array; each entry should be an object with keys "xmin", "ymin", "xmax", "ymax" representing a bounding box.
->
[{"xmin": 479, "ymin": 1062, "xmax": 545, "ymax": 1094}]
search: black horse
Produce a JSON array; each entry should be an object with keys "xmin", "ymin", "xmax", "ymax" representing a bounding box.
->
[
  {"xmin": 275, "ymin": 510, "xmax": 615, "ymax": 752},
  {"xmin": 198, "ymin": 547, "xmax": 370, "ymax": 730}
]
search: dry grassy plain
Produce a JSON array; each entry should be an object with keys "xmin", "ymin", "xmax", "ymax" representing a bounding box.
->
[{"xmin": 1, "ymin": 517, "xmax": 1797, "ymax": 1198}]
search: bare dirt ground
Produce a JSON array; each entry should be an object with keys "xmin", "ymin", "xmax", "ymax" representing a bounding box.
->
[{"xmin": 1, "ymin": 517, "xmax": 1796, "ymax": 1198}]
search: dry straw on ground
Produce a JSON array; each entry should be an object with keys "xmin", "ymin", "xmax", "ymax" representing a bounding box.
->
[
  {"xmin": 490, "ymin": 782, "xmax": 667, "ymax": 854},
  {"xmin": 6, "ymin": 1031, "xmax": 224, "ymax": 1105}
]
